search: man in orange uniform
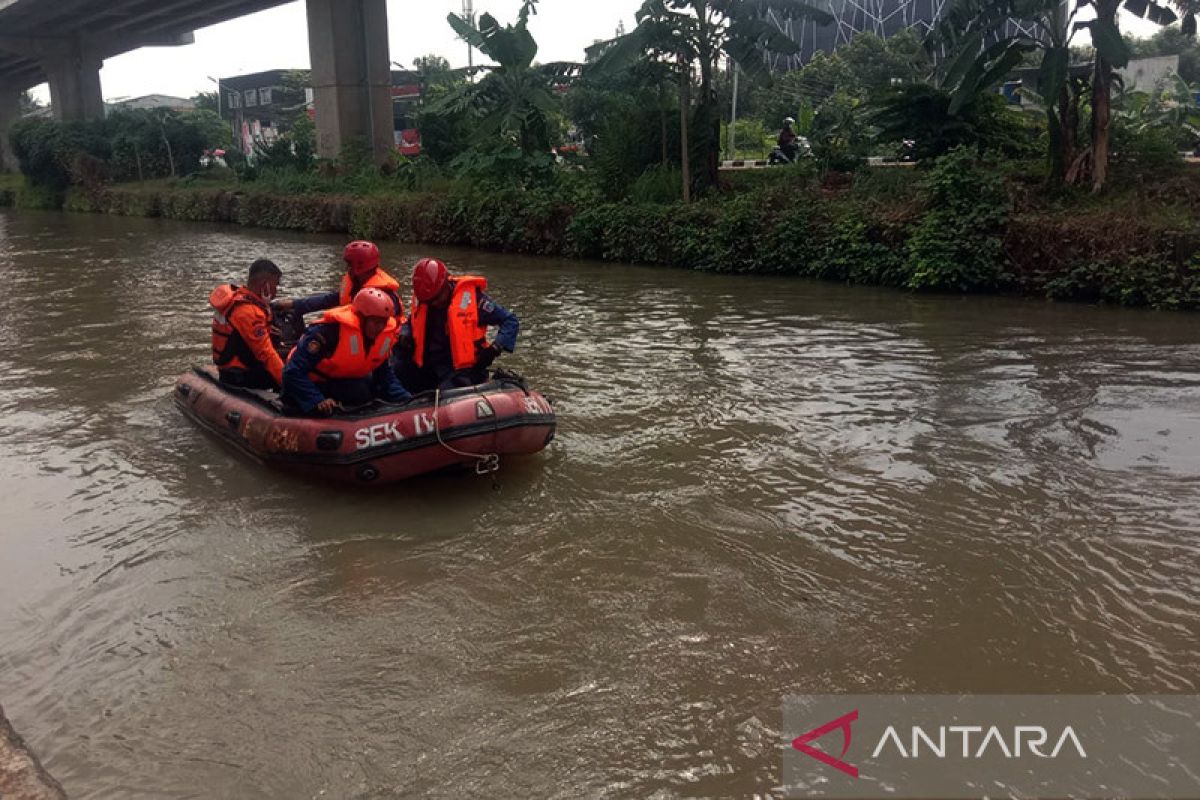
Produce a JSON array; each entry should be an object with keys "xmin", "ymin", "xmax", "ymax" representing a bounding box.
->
[
  {"xmin": 274, "ymin": 240, "xmax": 403, "ymax": 319},
  {"xmin": 393, "ymin": 257, "xmax": 520, "ymax": 393},
  {"xmin": 209, "ymin": 258, "xmax": 285, "ymax": 390},
  {"xmin": 282, "ymin": 288, "xmax": 412, "ymax": 416}
]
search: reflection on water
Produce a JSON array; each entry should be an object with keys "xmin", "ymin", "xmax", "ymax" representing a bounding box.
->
[{"xmin": 0, "ymin": 210, "xmax": 1198, "ymax": 798}]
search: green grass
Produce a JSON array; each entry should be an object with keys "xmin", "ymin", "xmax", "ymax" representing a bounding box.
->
[{"xmin": 0, "ymin": 172, "xmax": 25, "ymax": 205}]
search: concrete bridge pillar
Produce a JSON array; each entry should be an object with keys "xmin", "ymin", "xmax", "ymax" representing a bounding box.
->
[
  {"xmin": 45, "ymin": 41, "xmax": 104, "ymax": 122},
  {"xmin": 306, "ymin": 0, "xmax": 394, "ymax": 164},
  {"xmin": 0, "ymin": 86, "xmax": 19, "ymax": 172}
]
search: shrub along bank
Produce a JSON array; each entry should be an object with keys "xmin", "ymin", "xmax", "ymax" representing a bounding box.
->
[{"xmin": 4, "ymin": 148, "xmax": 1200, "ymax": 310}]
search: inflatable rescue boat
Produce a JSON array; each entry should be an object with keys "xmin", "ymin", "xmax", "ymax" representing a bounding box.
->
[{"xmin": 174, "ymin": 365, "xmax": 556, "ymax": 485}]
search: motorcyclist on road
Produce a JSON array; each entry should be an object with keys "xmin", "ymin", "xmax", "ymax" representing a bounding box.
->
[{"xmin": 778, "ymin": 117, "xmax": 800, "ymax": 162}]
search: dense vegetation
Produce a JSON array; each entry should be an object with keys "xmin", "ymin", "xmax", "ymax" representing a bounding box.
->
[
  {"xmin": 8, "ymin": 108, "xmax": 229, "ymax": 193},
  {"xmin": 4, "ymin": 0, "xmax": 1200, "ymax": 309},
  {"xmin": 14, "ymin": 147, "xmax": 1192, "ymax": 310}
]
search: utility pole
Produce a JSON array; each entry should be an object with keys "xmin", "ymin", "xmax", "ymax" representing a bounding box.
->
[
  {"xmin": 680, "ymin": 62, "xmax": 691, "ymax": 204},
  {"xmin": 207, "ymin": 75, "xmax": 235, "ymax": 144},
  {"xmin": 462, "ymin": 0, "xmax": 475, "ymax": 69},
  {"xmin": 729, "ymin": 58, "xmax": 739, "ymax": 160}
]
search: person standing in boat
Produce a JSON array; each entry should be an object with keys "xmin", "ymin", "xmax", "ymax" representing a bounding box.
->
[
  {"xmin": 393, "ymin": 258, "xmax": 520, "ymax": 394},
  {"xmin": 209, "ymin": 258, "xmax": 285, "ymax": 391},
  {"xmin": 282, "ymin": 288, "xmax": 412, "ymax": 416},
  {"xmin": 273, "ymin": 240, "xmax": 404, "ymax": 319}
]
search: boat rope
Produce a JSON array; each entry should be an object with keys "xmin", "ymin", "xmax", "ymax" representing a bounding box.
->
[{"xmin": 432, "ymin": 388, "xmax": 501, "ymax": 477}]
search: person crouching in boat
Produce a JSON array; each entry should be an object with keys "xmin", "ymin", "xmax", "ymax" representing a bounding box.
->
[
  {"xmin": 282, "ymin": 288, "xmax": 412, "ymax": 416},
  {"xmin": 393, "ymin": 258, "xmax": 520, "ymax": 394},
  {"xmin": 273, "ymin": 240, "xmax": 403, "ymax": 320},
  {"xmin": 210, "ymin": 258, "xmax": 285, "ymax": 391}
]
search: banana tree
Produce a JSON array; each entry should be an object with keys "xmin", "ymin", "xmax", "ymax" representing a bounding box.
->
[
  {"xmin": 587, "ymin": 0, "xmax": 833, "ymax": 197},
  {"xmin": 1114, "ymin": 73, "xmax": 1200, "ymax": 140},
  {"xmin": 934, "ymin": 0, "xmax": 1196, "ymax": 190},
  {"xmin": 432, "ymin": 0, "xmax": 579, "ymax": 157},
  {"xmin": 1085, "ymin": 0, "xmax": 1194, "ymax": 190},
  {"xmin": 931, "ymin": 0, "xmax": 1082, "ymax": 183}
]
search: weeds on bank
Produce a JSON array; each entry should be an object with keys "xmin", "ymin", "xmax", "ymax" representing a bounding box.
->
[{"xmin": 24, "ymin": 146, "xmax": 1200, "ymax": 311}]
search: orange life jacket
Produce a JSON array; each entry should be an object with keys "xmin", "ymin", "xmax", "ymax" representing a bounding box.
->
[
  {"xmin": 339, "ymin": 269, "xmax": 404, "ymax": 318},
  {"xmin": 410, "ymin": 276, "xmax": 489, "ymax": 370},
  {"xmin": 308, "ymin": 305, "xmax": 399, "ymax": 382},
  {"xmin": 210, "ymin": 284, "xmax": 271, "ymax": 370}
]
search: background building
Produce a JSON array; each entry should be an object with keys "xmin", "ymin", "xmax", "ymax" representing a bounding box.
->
[
  {"xmin": 216, "ymin": 69, "xmax": 306, "ymax": 153},
  {"xmin": 765, "ymin": 0, "xmax": 1043, "ymax": 69},
  {"xmin": 217, "ymin": 68, "xmax": 422, "ymax": 155},
  {"xmin": 1002, "ymin": 54, "xmax": 1182, "ymax": 106}
]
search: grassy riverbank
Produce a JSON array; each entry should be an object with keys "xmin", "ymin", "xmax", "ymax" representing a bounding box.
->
[
  {"xmin": 0, "ymin": 173, "xmax": 22, "ymax": 208},
  {"xmin": 4, "ymin": 153, "xmax": 1200, "ymax": 309}
]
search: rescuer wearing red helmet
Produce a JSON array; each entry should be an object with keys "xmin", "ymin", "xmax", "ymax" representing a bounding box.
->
[
  {"xmin": 392, "ymin": 257, "xmax": 520, "ymax": 394},
  {"xmin": 273, "ymin": 240, "xmax": 403, "ymax": 320},
  {"xmin": 209, "ymin": 258, "xmax": 285, "ymax": 390},
  {"xmin": 282, "ymin": 287, "xmax": 412, "ymax": 416}
]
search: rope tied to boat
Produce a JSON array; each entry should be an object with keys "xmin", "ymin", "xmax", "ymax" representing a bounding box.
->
[{"xmin": 432, "ymin": 388, "xmax": 502, "ymax": 483}]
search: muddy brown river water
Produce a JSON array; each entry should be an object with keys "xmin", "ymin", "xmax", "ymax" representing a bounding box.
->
[{"xmin": 0, "ymin": 209, "xmax": 1197, "ymax": 798}]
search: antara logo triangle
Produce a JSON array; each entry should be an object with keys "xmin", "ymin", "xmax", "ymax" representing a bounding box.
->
[{"xmin": 792, "ymin": 709, "xmax": 860, "ymax": 778}]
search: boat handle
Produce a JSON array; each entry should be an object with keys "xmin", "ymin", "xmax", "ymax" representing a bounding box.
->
[
  {"xmin": 226, "ymin": 411, "xmax": 242, "ymax": 430},
  {"xmin": 316, "ymin": 431, "xmax": 343, "ymax": 451}
]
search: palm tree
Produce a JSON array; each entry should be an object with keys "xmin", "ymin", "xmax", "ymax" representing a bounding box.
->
[
  {"xmin": 588, "ymin": 0, "xmax": 833, "ymax": 198},
  {"xmin": 432, "ymin": 0, "xmax": 579, "ymax": 157}
]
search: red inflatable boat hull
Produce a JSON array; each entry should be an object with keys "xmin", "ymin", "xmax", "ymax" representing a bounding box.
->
[{"xmin": 174, "ymin": 366, "xmax": 556, "ymax": 485}]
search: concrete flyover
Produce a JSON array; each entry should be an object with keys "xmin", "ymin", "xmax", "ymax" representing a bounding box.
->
[{"xmin": 0, "ymin": 0, "xmax": 395, "ymax": 169}]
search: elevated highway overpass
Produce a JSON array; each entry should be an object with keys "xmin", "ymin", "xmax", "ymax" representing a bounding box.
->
[{"xmin": 0, "ymin": 0, "xmax": 395, "ymax": 168}]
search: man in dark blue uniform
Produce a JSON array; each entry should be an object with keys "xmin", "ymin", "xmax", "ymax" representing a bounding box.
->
[
  {"xmin": 393, "ymin": 258, "xmax": 520, "ymax": 394},
  {"xmin": 282, "ymin": 288, "xmax": 412, "ymax": 416}
]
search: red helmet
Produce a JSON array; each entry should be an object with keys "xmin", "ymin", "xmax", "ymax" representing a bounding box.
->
[
  {"xmin": 343, "ymin": 240, "xmax": 381, "ymax": 277},
  {"xmin": 352, "ymin": 287, "xmax": 394, "ymax": 319},
  {"xmin": 412, "ymin": 257, "xmax": 448, "ymax": 302}
]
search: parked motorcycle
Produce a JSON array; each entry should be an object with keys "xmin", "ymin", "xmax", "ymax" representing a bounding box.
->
[{"xmin": 768, "ymin": 137, "xmax": 811, "ymax": 165}]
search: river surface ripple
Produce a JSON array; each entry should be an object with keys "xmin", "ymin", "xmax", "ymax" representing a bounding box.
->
[{"xmin": 0, "ymin": 210, "xmax": 1197, "ymax": 798}]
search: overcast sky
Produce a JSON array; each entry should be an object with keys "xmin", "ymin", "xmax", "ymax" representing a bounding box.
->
[
  {"xmin": 30, "ymin": 1, "xmax": 642, "ymax": 102},
  {"xmin": 30, "ymin": 0, "xmax": 1164, "ymax": 103}
]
